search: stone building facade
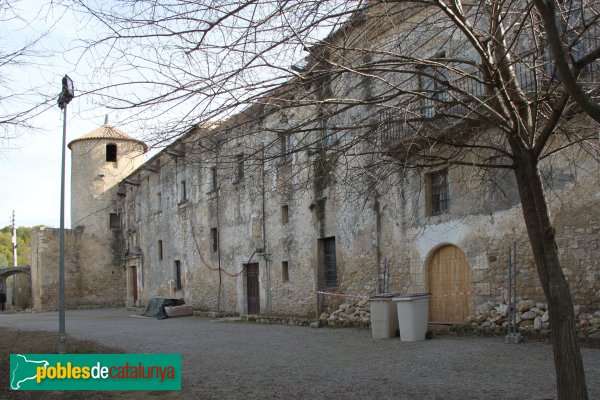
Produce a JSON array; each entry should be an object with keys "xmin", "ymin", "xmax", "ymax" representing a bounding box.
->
[{"xmin": 30, "ymin": 2, "xmax": 600, "ymax": 326}]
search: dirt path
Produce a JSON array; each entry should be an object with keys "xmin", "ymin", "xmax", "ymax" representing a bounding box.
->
[{"xmin": 1, "ymin": 308, "xmax": 599, "ymax": 399}]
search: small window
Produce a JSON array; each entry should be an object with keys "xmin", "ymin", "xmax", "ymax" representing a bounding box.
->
[
  {"xmin": 428, "ymin": 169, "xmax": 450, "ymax": 216},
  {"xmin": 281, "ymin": 205, "xmax": 289, "ymax": 224},
  {"xmin": 322, "ymin": 237, "xmax": 337, "ymax": 288},
  {"xmin": 210, "ymin": 166, "xmax": 218, "ymax": 191},
  {"xmin": 280, "ymin": 133, "xmax": 292, "ymax": 163},
  {"xmin": 282, "ymin": 261, "xmax": 289, "ymax": 282},
  {"xmin": 106, "ymin": 144, "xmax": 117, "ymax": 162},
  {"xmin": 156, "ymin": 192, "xmax": 162, "ymax": 211},
  {"xmin": 174, "ymin": 260, "xmax": 182, "ymax": 291},
  {"xmin": 158, "ymin": 240, "xmax": 163, "ymax": 261},
  {"xmin": 234, "ymin": 154, "xmax": 244, "ymax": 183},
  {"xmin": 109, "ymin": 213, "xmax": 121, "ymax": 229},
  {"xmin": 179, "ymin": 180, "xmax": 187, "ymax": 203},
  {"xmin": 211, "ymin": 228, "xmax": 218, "ymax": 252},
  {"xmin": 321, "ymin": 117, "xmax": 336, "ymax": 149}
]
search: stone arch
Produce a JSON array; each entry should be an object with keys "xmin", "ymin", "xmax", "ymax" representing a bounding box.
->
[{"xmin": 426, "ymin": 245, "xmax": 471, "ymax": 324}]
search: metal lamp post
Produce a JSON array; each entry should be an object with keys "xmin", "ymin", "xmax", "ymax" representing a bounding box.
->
[{"xmin": 57, "ymin": 75, "xmax": 74, "ymax": 353}]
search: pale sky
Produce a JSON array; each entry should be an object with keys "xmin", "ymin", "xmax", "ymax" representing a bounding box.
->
[{"xmin": 0, "ymin": 0, "xmax": 147, "ymax": 228}]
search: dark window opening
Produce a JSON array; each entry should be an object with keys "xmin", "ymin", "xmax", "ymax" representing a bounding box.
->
[
  {"xmin": 319, "ymin": 237, "xmax": 337, "ymax": 288},
  {"xmin": 180, "ymin": 180, "xmax": 187, "ymax": 203},
  {"xmin": 428, "ymin": 169, "xmax": 450, "ymax": 216},
  {"xmin": 235, "ymin": 154, "xmax": 244, "ymax": 182},
  {"xmin": 106, "ymin": 144, "xmax": 117, "ymax": 162},
  {"xmin": 282, "ymin": 261, "xmax": 289, "ymax": 282},
  {"xmin": 158, "ymin": 240, "xmax": 163, "ymax": 261},
  {"xmin": 109, "ymin": 213, "xmax": 121, "ymax": 229},
  {"xmin": 210, "ymin": 166, "xmax": 217, "ymax": 191},
  {"xmin": 281, "ymin": 205, "xmax": 289, "ymax": 224},
  {"xmin": 211, "ymin": 228, "xmax": 218, "ymax": 252},
  {"xmin": 174, "ymin": 260, "xmax": 182, "ymax": 291},
  {"xmin": 280, "ymin": 133, "xmax": 292, "ymax": 163}
]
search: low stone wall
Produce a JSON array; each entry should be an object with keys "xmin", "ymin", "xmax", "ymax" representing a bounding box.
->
[
  {"xmin": 317, "ymin": 298, "xmax": 600, "ymax": 337},
  {"xmin": 467, "ymin": 299, "xmax": 600, "ymax": 338},
  {"xmin": 194, "ymin": 310, "xmax": 239, "ymax": 319},
  {"xmin": 242, "ymin": 315, "xmax": 312, "ymax": 326}
]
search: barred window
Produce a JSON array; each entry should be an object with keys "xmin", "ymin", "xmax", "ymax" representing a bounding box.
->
[{"xmin": 428, "ymin": 169, "xmax": 450, "ymax": 216}]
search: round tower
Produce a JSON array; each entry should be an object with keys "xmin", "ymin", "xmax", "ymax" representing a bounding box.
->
[{"xmin": 68, "ymin": 118, "xmax": 147, "ymax": 231}]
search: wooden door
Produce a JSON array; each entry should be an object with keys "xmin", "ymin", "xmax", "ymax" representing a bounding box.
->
[
  {"xmin": 131, "ymin": 266, "xmax": 138, "ymax": 304},
  {"xmin": 427, "ymin": 245, "xmax": 471, "ymax": 324},
  {"xmin": 246, "ymin": 263, "xmax": 260, "ymax": 315}
]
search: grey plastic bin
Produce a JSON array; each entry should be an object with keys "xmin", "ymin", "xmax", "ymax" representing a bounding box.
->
[
  {"xmin": 393, "ymin": 293, "xmax": 431, "ymax": 341},
  {"xmin": 368, "ymin": 293, "xmax": 400, "ymax": 339}
]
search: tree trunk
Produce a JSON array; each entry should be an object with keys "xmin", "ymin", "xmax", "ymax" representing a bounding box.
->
[{"xmin": 512, "ymin": 152, "xmax": 588, "ymax": 400}]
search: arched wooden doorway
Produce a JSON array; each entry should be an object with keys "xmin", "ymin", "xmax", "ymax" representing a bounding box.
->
[{"xmin": 427, "ymin": 245, "xmax": 471, "ymax": 324}]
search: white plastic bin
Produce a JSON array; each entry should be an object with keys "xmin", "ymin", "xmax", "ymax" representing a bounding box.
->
[
  {"xmin": 368, "ymin": 294, "xmax": 400, "ymax": 339},
  {"xmin": 393, "ymin": 294, "xmax": 431, "ymax": 341}
]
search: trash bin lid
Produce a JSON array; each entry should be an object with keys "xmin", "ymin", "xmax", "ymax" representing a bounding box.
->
[
  {"xmin": 392, "ymin": 293, "xmax": 431, "ymax": 301},
  {"xmin": 369, "ymin": 293, "xmax": 401, "ymax": 299}
]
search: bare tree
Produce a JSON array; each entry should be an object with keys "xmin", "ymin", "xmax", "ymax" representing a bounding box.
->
[
  {"xmin": 0, "ymin": 0, "xmax": 54, "ymax": 145},
  {"xmin": 534, "ymin": 0, "xmax": 600, "ymax": 123},
  {"xmin": 68, "ymin": 0, "xmax": 600, "ymax": 398}
]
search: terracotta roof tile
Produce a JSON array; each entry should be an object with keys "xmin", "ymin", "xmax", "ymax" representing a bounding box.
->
[{"xmin": 68, "ymin": 124, "xmax": 148, "ymax": 151}]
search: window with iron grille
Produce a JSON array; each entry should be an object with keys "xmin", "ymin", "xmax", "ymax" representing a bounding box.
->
[
  {"xmin": 428, "ymin": 169, "xmax": 450, "ymax": 216},
  {"xmin": 280, "ymin": 133, "xmax": 292, "ymax": 163},
  {"xmin": 323, "ymin": 237, "xmax": 337, "ymax": 288}
]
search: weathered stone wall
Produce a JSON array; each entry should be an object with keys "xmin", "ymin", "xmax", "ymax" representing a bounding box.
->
[
  {"xmin": 117, "ymin": 114, "xmax": 600, "ymax": 323},
  {"xmin": 111, "ymin": 4, "xmax": 600, "ymax": 324},
  {"xmin": 31, "ymin": 228, "xmax": 82, "ymax": 310},
  {"xmin": 30, "ymin": 227, "xmax": 125, "ymax": 310}
]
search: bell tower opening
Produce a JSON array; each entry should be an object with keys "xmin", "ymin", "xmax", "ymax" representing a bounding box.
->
[{"xmin": 106, "ymin": 143, "xmax": 117, "ymax": 162}]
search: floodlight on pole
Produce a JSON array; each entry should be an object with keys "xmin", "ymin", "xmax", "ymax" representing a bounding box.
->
[{"xmin": 58, "ymin": 74, "xmax": 74, "ymax": 353}]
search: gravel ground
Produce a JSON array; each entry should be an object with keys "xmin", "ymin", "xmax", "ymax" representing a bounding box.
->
[{"xmin": 1, "ymin": 308, "xmax": 599, "ymax": 400}]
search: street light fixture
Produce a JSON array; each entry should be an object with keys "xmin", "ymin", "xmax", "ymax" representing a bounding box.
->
[
  {"xmin": 58, "ymin": 74, "xmax": 74, "ymax": 353},
  {"xmin": 58, "ymin": 75, "xmax": 74, "ymax": 109}
]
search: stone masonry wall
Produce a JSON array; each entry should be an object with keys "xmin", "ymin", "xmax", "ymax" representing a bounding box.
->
[{"xmin": 30, "ymin": 227, "xmax": 125, "ymax": 310}]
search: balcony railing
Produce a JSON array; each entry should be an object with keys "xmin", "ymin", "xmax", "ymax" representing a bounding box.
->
[{"xmin": 376, "ymin": 58, "xmax": 600, "ymax": 148}]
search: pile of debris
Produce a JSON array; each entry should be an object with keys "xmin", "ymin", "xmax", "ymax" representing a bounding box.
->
[{"xmin": 319, "ymin": 299, "xmax": 371, "ymax": 328}]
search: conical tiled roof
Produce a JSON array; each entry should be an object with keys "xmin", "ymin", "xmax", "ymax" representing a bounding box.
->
[{"xmin": 68, "ymin": 124, "xmax": 148, "ymax": 152}]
